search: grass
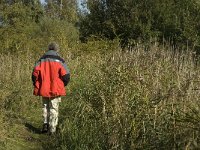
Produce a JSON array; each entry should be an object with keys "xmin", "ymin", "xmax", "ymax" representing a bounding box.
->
[{"xmin": 0, "ymin": 41, "xmax": 200, "ymax": 149}]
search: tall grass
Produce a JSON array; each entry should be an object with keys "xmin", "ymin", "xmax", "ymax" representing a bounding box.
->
[{"xmin": 0, "ymin": 41, "xmax": 200, "ymax": 149}]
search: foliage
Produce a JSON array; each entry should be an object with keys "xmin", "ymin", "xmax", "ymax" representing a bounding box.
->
[
  {"xmin": 45, "ymin": 0, "xmax": 78, "ymax": 22},
  {"xmin": 0, "ymin": 0, "xmax": 79, "ymax": 54},
  {"xmin": 79, "ymin": 0, "xmax": 200, "ymax": 48},
  {"xmin": 53, "ymin": 43, "xmax": 200, "ymax": 149},
  {"xmin": 1, "ymin": 0, "xmax": 200, "ymax": 149},
  {"xmin": 1, "ymin": 42, "xmax": 200, "ymax": 149}
]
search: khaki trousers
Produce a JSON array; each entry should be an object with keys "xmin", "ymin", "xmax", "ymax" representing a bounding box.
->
[{"xmin": 42, "ymin": 97, "xmax": 61, "ymax": 133}]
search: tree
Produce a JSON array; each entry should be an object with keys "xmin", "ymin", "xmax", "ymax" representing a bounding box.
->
[
  {"xmin": 45, "ymin": 0, "xmax": 78, "ymax": 23},
  {"xmin": 0, "ymin": 0, "xmax": 44, "ymax": 53},
  {"xmin": 79, "ymin": 0, "xmax": 200, "ymax": 47}
]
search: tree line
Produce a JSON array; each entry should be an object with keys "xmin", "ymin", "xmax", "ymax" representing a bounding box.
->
[
  {"xmin": 1, "ymin": 0, "xmax": 200, "ymax": 53},
  {"xmin": 79, "ymin": 0, "xmax": 200, "ymax": 49}
]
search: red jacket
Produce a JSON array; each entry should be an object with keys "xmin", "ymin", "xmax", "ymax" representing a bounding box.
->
[{"xmin": 32, "ymin": 50, "xmax": 70, "ymax": 97}]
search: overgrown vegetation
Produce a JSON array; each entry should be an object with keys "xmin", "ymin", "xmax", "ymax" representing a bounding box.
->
[
  {"xmin": 1, "ymin": 42, "xmax": 200, "ymax": 149},
  {"xmin": 1, "ymin": 0, "xmax": 200, "ymax": 149}
]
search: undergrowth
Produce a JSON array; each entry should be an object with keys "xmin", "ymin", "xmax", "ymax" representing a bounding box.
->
[{"xmin": 0, "ymin": 41, "xmax": 200, "ymax": 149}]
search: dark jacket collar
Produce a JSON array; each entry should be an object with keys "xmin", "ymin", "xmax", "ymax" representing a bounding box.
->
[{"xmin": 45, "ymin": 50, "xmax": 59, "ymax": 56}]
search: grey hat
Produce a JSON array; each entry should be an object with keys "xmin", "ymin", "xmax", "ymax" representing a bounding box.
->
[{"xmin": 48, "ymin": 42, "xmax": 59, "ymax": 51}]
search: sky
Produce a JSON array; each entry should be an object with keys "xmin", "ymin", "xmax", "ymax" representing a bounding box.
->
[
  {"xmin": 40, "ymin": 0, "xmax": 45, "ymax": 4},
  {"xmin": 39, "ymin": 0, "xmax": 86, "ymax": 11},
  {"xmin": 40, "ymin": 0, "xmax": 83, "ymax": 5}
]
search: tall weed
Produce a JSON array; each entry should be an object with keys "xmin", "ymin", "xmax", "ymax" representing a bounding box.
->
[{"xmin": 1, "ymin": 41, "xmax": 200, "ymax": 149}]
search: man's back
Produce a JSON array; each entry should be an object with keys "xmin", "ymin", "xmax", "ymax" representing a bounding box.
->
[{"xmin": 32, "ymin": 50, "xmax": 70, "ymax": 97}]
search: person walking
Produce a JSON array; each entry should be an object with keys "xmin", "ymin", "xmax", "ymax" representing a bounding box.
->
[{"xmin": 32, "ymin": 42, "xmax": 70, "ymax": 134}]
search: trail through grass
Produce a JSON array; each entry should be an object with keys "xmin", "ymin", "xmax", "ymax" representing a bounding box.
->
[{"xmin": 0, "ymin": 52, "xmax": 64, "ymax": 150}]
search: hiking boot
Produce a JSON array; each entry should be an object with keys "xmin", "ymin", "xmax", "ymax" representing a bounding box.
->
[{"xmin": 41, "ymin": 123, "xmax": 49, "ymax": 133}]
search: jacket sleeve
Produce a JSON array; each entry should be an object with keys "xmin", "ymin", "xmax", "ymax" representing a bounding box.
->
[
  {"xmin": 32, "ymin": 73, "xmax": 37, "ymax": 86},
  {"xmin": 61, "ymin": 73, "xmax": 70, "ymax": 86},
  {"xmin": 60, "ymin": 63, "xmax": 70, "ymax": 86},
  {"xmin": 32, "ymin": 62, "xmax": 40, "ymax": 86}
]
